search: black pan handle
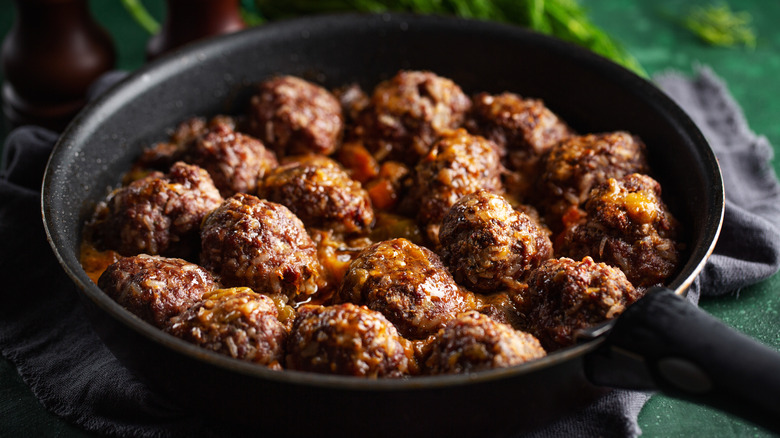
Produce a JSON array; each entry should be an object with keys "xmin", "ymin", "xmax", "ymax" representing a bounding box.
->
[{"xmin": 584, "ymin": 286, "xmax": 780, "ymax": 434}]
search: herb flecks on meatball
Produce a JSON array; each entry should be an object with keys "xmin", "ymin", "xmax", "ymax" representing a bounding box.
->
[
  {"xmin": 286, "ymin": 303, "xmax": 412, "ymax": 377},
  {"xmin": 557, "ymin": 173, "xmax": 682, "ymax": 288},
  {"xmin": 200, "ymin": 193, "xmax": 323, "ymax": 301},
  {"xmin": 516, "ymin": 256, "xmax": 642, "ymax": 351},
  {"xmin": 439, "ymin": 190, "xmax": 553, "ymax": 293},
  {"xmin": 425, "ymin": 311, "xmax": 546, "ymax": 374},
  {"xmin": 247, "ymin": 75, "xmax": 344, "ymax": 157},
  {"xmin": 539, "ymin": 131, "xmax": 649, "ymax": 230},
  {"xmin": 87, "ymin": 162, "xmax": 223, "ymax": 258},
  {"xmin": 98, "ymin": 254, "xmax": 215, "ymax": 328},
  {"xmin": 355, "ymin": 70, "xmax": 471, "ymax": 165},
  {"xmin": 259, "ymin": 155, "xmax": 374, "ymax": 234},
  {"xmin": 166, "ymin": 287, "xmax": 287, "ymax": 368},
  {"xmin": 409, "ymin": 128, "xmax": 504, "ymax": 245},
  {"xmin": 337, "ymin": 238, "xmax": 478, "ymax": 339}
]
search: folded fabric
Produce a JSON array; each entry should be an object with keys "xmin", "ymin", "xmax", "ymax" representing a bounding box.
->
[
  {"xmin": 655, "ymin": 66, "xmax": 780, "ymax": 299},
  {"xmin": 1, "ymin": 66, "xmax": 778, "ymax": 438}
]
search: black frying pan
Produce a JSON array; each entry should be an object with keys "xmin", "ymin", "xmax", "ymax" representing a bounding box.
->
[{"xmin": 41, "ymin": 13, "xmax": 780, "ymax": 437}]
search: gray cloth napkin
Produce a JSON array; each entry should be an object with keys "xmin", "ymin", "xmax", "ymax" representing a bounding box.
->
[{"xmin": 1, "ymin": 67, "xmax": 779, "ymax": 438}]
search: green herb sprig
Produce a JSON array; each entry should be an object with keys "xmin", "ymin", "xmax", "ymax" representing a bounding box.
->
[
  {"xmin": 120, "ymin": 0, "xmax": 160, "ymax": 35},
  {"xmin": 255, "ymin": 0, "xmax": 647, "ymax": 76},
  {"xmin": 684, "ymin": 3, "xmax": 756, "ymax": 48},
  {"xmin": 120, "ymin": 0, "xmax": 647, "ymax": 77}
]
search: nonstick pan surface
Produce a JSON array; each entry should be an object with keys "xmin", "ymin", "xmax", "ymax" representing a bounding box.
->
[{"xmin": 42, "ymin": 13, "xmax": 725, "ymax": 437}]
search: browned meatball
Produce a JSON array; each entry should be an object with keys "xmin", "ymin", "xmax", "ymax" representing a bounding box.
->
[
  {"xmin": 286, "ymin": 303, "xmax": 412, "ymax": 377},
  {"xmin": 175, "ymin": 120, "xmax": 278, "ymax": 197},
  {"xmin": 246, "ymin": 75, "xmax": 344, "ymax": 157},
  {"xmin": 439, "ymin": 190, "xmax": 553, "ymax": 293},
  {"xmin": 425, "ymin": 311, "xmax": 546, "ymax": 374},
  {"xmin": 355, "ymin": 70, "xmax": 471, "ymax": 165},
  {"xmin": 465, "ymin": 92, "xmax": 573, "ymax": 200},
  {"xmin": 466, "ymin": 92, "xmax": 572, "ymax": 157},
  {"xmin": 166, "ymin": 287, "xmax": 287, "ymax": 368},
  {"xmin": 200, "ymin": 193, "xmax": 323, "ymax": 301},
  {"xmin": 408, "ymin": 128, "xmax": 504, "ymax": 245},
  {"xmin": 98, "ymin": 254, "xmax": 215, "ymax": 328},
  {"xmin": 259, "ymin": 155, "xmax": 374, "ymax": 234},
  {"xmin": 557, "ymin": 173, "xmax": 682, "ymax": 288},
  {"xmin": 538, "ymin": 132, "xmax": 649, "ymax": 230},
  {"xmin": 87, "ymin": 162, "xmax": 223, "ymax": 258},
  {"xmin": 337, "ymin": 238, "xmax": 477, "ymax": 339},
  {"xmin": 132, "ymin": 115, "xmax": 237, "ymax": 173},
  {"xmin": 516, "ymin": 257, "xmax": 642, "ymax": 350}
]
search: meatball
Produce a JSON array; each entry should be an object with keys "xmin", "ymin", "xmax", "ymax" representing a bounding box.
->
[
  {"xmin": 286, "ymin": 303, "xmax": 412, "ymax": 377},
  {"xmin": 538, "ymin": 132, "xmax": 649, "ymax": 230},
  {"xmin": 200, "ymin": 193, "xmax": 323, "ymax": 301},
  {"xmin": 557, "ymin": 173, "xmax": 682, "ymax": 288},
  {"xmin": 465, "ymin": 92, "xmax": 573, "ymax": 200},
  {"xmin": 516, "ymin": 257, "xmax": 642, "ymax": 350},
  {"xmin": 355, "ymin": 70, "xmax": 471, "ymax": 165},
  {"xmin": 337, "ymin": 238, "xmax": 477, "ymax": 339},
  {"xmin": 132, "ymin": 115, "xmax": 238, "ymax": 173},
  {"xmin": 259, "ymin": 155, "xmax": 374, "ymax": 234},
  {"xmin": 439, "ymin": 190, "xmax": 553, "ymax": 293},
  {"xmin": 175, "ymin": 119, "xmax": 278, "ymax": 197},
  {"xmin": 425, "ymin": 311, "xmax": 546, "ymax": 374},
  {"xmin": 86, "ymin": 162, "xmax": 223, "ymax": 258},
  {"xmin": 98, "ymin": 254, "xmax": 215, "ymax": 328},
  {"xmin": 166, "ymin": 287, "xmax": 287, "ymax": 368},
  {"xmin": 246, "ymin": 75, "xmax": 344, "ymax": 157},
  {"xmin": 408, "ymin": 128, "xmax": 504, "ymax": 245}
]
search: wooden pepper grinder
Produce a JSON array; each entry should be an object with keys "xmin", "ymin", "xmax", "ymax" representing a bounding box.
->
[
  {"xmin": 146, "ymin": 0, "xmax": 246, "ymax": 61},
  {"xmin": 1, "ymin": 0, "xmax": 116, "ymax": 132}
]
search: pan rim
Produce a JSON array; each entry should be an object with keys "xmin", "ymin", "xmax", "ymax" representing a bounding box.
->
[{"xmin": 41, "ymin": 12, "xmax": 724, "ymax": 391}]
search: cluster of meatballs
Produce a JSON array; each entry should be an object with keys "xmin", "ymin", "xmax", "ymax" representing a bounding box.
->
[{"xmin": 83, "ymin": 70, "xmax": 682, "ymax": 377}]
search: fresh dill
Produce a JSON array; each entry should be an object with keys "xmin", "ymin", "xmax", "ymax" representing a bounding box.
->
[
  {"xmin": 120, "ymin": 0, "xmax": 648, "ymax": 77},
  {"xmin": 254, "ymin": 0, "xmax": 647, "ymax": 76},
  {"xmin": 684, "ymin": 3, "xmax": 756, "ymax": 48}
]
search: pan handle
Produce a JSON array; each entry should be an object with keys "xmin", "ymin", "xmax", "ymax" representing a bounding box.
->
[{"xmin": 584, "ymin": 286, "xmax": 780, "ymax": 434}]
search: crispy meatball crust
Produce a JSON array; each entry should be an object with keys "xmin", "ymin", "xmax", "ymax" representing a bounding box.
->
[
  {"xmin": 539, "ymin": 132, "xmax": 649, "ymax": 229},
  {"xmin": 259, "ymin": 155, "xmax": 374, "ymax": 234},
  {"xmin": 355, "ymin": 70, "xmax": 471, "ymax": 165},
  {"xmin": 247, "ymin": 75, "xmax": 344, "ymax": 157},
  {"xmin": 425, "ymin": 311, "xmax": 546, "ymax": 374},
  {"xmin": 98, "ymin": 254, "xmax": 215, "ymax": 328},
  {"xmin": 557, "ymin": 173, "xmax": 682, "ymax": 288},
  {"xmin": 337, "ymin": 238, "xmax": 477, "ymax": 339},
  {"xmin": 409, "ymin": 128, "xmax": 504, "ymax": 245},
  {"xmin": 286, "ymin": 303, "xmax": 411, "ymax": 377},
  {"xmin": 200, "ymin": 193, "xmax": 322, "ymax": 300},
  {"xmin": 439, "ymin": 190, "xmax": 553, "ymax": 293},
  {"xmin": 516, "ymin": 256, "xmax": 641, "ymax": 350},
  {"xmin": 176, "ymin": 120, "xmax": 278, "ymax": 197},
  {"xmin": 166, "ymin": 287, "xmax": 287, "ymax": 368},
  {"xmin": 87, "ymin": 162, "xmax": 223, "ymax": 258}
]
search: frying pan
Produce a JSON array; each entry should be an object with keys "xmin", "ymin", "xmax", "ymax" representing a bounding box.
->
[{"xmin": 41, "ymin": 13, "xmax": 780, "ymax": 437}]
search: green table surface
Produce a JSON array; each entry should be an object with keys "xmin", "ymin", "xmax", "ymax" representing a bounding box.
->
[{"xmin": 2, "ymin": 1, "xmax": 779, "ymax": 436}]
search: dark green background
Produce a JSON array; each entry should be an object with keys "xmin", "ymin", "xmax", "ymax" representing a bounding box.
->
[{"xmin": 1, "ymin": 0, "xmax": 779, "ymax": 436}]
